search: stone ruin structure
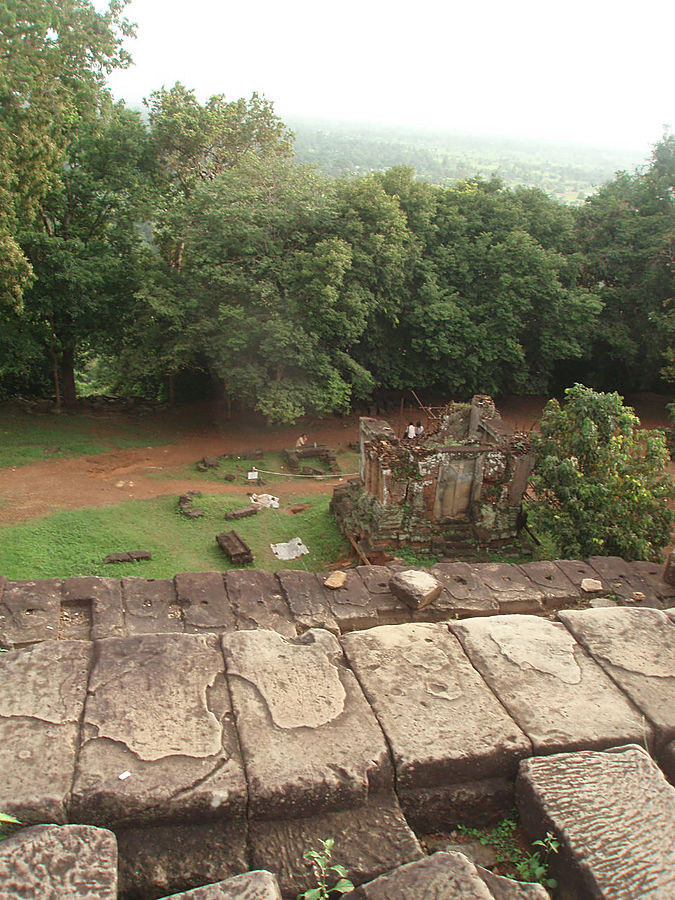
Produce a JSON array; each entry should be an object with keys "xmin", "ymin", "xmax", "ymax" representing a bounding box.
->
[{"xmin": 331, "ymin": 395, "xmax": 534, "ymax": 557}]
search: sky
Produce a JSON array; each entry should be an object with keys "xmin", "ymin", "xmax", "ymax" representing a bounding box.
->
[{"xmin": 100, "ymin": 0, "xmax": 674, "ymax": 155}]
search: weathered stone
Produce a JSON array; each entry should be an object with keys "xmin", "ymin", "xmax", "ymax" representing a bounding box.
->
[
  {"xmin": 0, "ymin": 641, "xmax": 92, "ymax": 823},
  {"xmin": 581, "ymin": 577, "xmax": 603, "ymax": 593},
  {"xmin": 665, "ymin": 550, "xmax": 675, "ymax": 587},
  {"xmin": 558, "ymin": 606, "xmax": 675, "ymax": 748},
  {"xmin": 0, "ymin": 579, "xmax": 61, "ymax": 646},
  {"xmin": 158, "ymin": 870, "xmax": 283, "ymax": 899},
  {"xmin": 248, "ymin": 791, "xmax": 423, "ymax": 898},
  {"xmin": 0, "ymin": 824, "xmax": 117, "ymax": 899},
  {"xmin": 427, "ymin": 563, "xmax": 499, "ymax": 619},
  {"xmin": 217, "ymin": 531, "xmax": 253, "ymax": 565},
  {"xmin": 116, "ymin": 819, "xmax": 248, "ymax": 899},
  {"xmin": 476, "ymin": 866, "xmax": 549, "ymax": 899},
  {"xmin": 122, "ymin": 577, "xmax": 184, "ymax": 634},
  {"xmin": 389, "ymin": 570, "xmax": 442, "ymax": 610},
  {"xmin": 355, "ymin": 566, "xmax": 411, "ymax": 626},
  {"xmin": 222, "ymin": 628, "xmax": 392, "ymax": 818},
  {"xmin": 102, "ymin": 552, "xmax": 132, "ymax": 564},
  {"xmin": 323, "ymin": 569, "xmax": 381, "ymax": 632},
  {"xmin": 225, "ymin": 569, "xmax": 295, "ymax": 637},
  {"xmin": 400, "ymin": 778, "xmax": 515, "ymax": 832},
  {"xmin": 517, "ymin": 745, "xmax": 675, "ymax": 899},
  {"xmin": 203, "ymin": 456, "xmax": 219, "ymax": 468},
  {"xmin": 344, "ymin": 851, "xmax": 495, "ymax": 899},
  {"xmin": 71, "ymin": 633, "xmax": 247, "ymax": 826},
  {"xmin": 660, "ymin": 739, "xmax": 675, "ymax": 785},
  {"xmin": 340, "ymin": 624, "xmax": 529, "ymax": 792},
  {"xmin": 174, "ymin": 572, "xmax": 235, "ymax": 632},
  {"xmin": 0, "ymin": 574, "xmax": 6, "ymax": 604},
  {"xmin": 224, "ymin": 507, "xmax": 259, "ymax": 521},
  {"xmin": 517, "ymin": 561, "xmax": 579, "ymax": 606},
  {"xmin": 451, "ymin": 615, "xmax": 650, "ymax": 754},
  {"xmin": 471, "ymin": 564, "xmax": 544, "ymax": 614},
  {"xmin": 554, "ymin": 559, "xmax": 604, "ymax": 592},
  {"xmin": 276, "ymin": 569, "xmax": 340, "ymax": 635},
  {"xmin": 63, "ymin": 576, "xmax": 124, "ymax": 640},
  {"xmin": 587, "ymin": 555, "xmax": 658, "ymax": 605},
  {"xmin": 128, "ymin": 550, "xmax": 152, "ymax": 561},
  {"xmin": 324, "ymin": 570, "xmax": 347, "ymax": 589}
]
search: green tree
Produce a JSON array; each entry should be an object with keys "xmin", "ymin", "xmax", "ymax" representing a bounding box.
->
[{"xmin": 530, "ymin": 384, "xmax": 674, "ymax": 561}]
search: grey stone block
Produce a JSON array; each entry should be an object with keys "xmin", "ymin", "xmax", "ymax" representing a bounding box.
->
[
  {"xmin": 355, "ymin": 565, "xmax": 412, "ymax": 626},
  {"xmin": 276, "ymin": 569, "xmax": 340, "ymax": 635},
  {"xmin": 63, "ymin": 576, "xmax": 125, "ymax": 640},
  {"xmin": 71, "ymin": 633, "xmax": 247, "ymax": 827},
  {"xmin": 323, "ymin": 570, "xmax": 382, "ymax": 632},
  {"xmin": 451, "ymin": 615, "xmax": 651, "ymax": 754},
  {"xmin": 586, "ymin": 555, "xmax": 659, "ymax": 606},
  {"xmin": 222, "ymin": 628, "xmax": 392, "ymax": 818},
  {"xmin": 175, "ymin": 571, "xmax": 236, "ymax": 632},
  {"xmin": 122, "ymin": 576, "xmax": 184, "ymax": 634},
  {"xmin": 158, "ymin": 870, "xmax": 282, "ymax": 898},
  {"xmin": 225, "ymin": 569, "xmax": 296, "ymax": 637},
  {"xmin": 0, "ymin": 641, "xmax": 92, "ymax": 823},
  {"xmin": 427, "ymin": 563, "xmax": 499, "ymax": 619},
  {"xmin": 517, "ymin": 561, "xmax": 579, "ymax": 606},
  {"xmin": 0, "ymin": 579, "xmax": 61, "ymax": 646},
  {"xmin": 629, "ymin": 560, "xmax": 675, "ymax": 605},
  {"xmin": 471, "ymin": 563, "xmax": 544, "ymax": 614},
  {"xmin": 517, "ymin": 745, "xmax": 675, "ymax": 899},
  {"xmin": 0, "ymin": 824, "xmax": 117, "ymax": 900}
]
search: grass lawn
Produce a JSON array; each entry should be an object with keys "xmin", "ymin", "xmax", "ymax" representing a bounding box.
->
[
  {"xmin": 0, "ymin": 408, "xmax": 179, "ymax": 468},
  {"xmin": 0, "ymin": 492, "xmax": 350, "ymax": 579}
]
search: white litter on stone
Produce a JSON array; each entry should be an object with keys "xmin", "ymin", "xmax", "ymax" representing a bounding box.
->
[
  {"xmin": 271, "ymin": 538, "xmax": 309, "ymax": 560},
  {"xmin": 118, "ymin": 771, "xmax": 132, "ymax": 780},
  {"xmin": 250, "ymin": 493, "xmax": 280, "ymax": 509}
]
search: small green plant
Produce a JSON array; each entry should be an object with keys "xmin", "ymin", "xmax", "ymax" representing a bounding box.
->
[
  {"xmin": 0, "ymin": 813, "xmax": 21, "ymax": 840},
  {"xmin": 515, "ymin": 832, "xmax": 559, "ymax": 891},
  {"xmin": 298, "ymin": 837, "xmax": 354, "ymax": 900}
]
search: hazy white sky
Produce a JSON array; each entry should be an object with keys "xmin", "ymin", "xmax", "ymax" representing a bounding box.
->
[{"xmin": 101, "ymin": 0, "xmax": 674, "ymax": 154}]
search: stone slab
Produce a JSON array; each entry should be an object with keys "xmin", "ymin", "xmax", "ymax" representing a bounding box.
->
[
  {"xmin": 0, "ymin": 824, "xmax": 117, "ymax": 900},
  {"xmin": 389, "ymin": 570, "xmax": 442, "ymax": 610},
  {"xmin": 517, "ymin": 745, "xmax": 675, "ymax": 899},
  {"xmin": 355, "ymin": 566, "xmax": 411, "ymax": 626},
  {"xmin": 586, "ymin": 555, "xmax": 659, "ymax": 605},
  {"xmin": 398, "ymin": 778, "xmax": 515, "ymax": 833},
  {"xmin": 0, "ymin": 579, "xmax": 61, "ymax": 646},
  {"xmin": 451, "ymin": 615, "xmax": 650, "ymax": 754},
  {"xmin": 471, "ymin": 564, "xmax": 544, "ymax": 614},
  {"xmin": 225, "ymin": 569, "xmax": 296, "ymax": 637},
  {"xmin": 276, "ymin": 569, "xmax": 340, "ymax": 635},
  {"xmin": 0, "ymin": 641, "xmax": 92, "ymax": 823},
  {"xmin": 553, "ymin": 559, "xmax": 605, "ymax": 594},
  {"xmin": 175, "ymin": 572, "xmax": 236, "ymax": 632},
  {"xmin": 122, "ymin": 577, "xmax": 184, "ymax": 634},
  {"xmin": 517, "ymin": 561, "xmax": 580, "ymax": 606},
  {"xmin": 63, "ymin": 576, "xmax": 125, "ymax": 640},
  {"xmin": 558, "ymin": 606, "xmax": 675, "ymax": 749},
  {"xmin": 323, "ymin": 569, "xmax": 382, "ymax": 632},
  {"xmin": 340, "ymin": 624, "xmax": 530, "ymax": 790},
  {"xmin": 222, "ymin": 628, "xmax": 392, "ymax": 818},
  {"xmin": 628, "ymin": 560, "xmax": 675, "ymax": 605},
  {"xmin": 344, "ymin": 850, "xmax": 495, "ymax": 899},
  {"xmin": 71, "ymin": 633, "xmax": 247, "ymax": 826},
  {"xmin": 427, "ymin": 563, "xmax": 500, "ymax": 619},
  {"xmin": 116, "ymin": 819, "xmax": 248, "ymax": 899},
  {"xmin": 248, "ymin": 791, "xmax": 423, "ymax": 898},
  {"xmin": 159, "ymin": 871, "xmax": 283, "ymax": 899}
]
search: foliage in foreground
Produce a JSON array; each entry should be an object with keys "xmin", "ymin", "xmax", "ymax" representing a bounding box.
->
[
  {"xmin": 530, "ymin": 384, "xmax": 674, "ymax": 561},
  {"xmin": 0, "ymin": 813, "xmax": 21, "ymax": 840},
  {"xmin": 298, "ymin": 838, "xmax": 354, "ymax": 900}
]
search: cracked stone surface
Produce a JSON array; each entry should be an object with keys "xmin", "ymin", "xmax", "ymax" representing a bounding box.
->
[
  {"xmin": 63, "ymin": 576, "xmax": 125, "ymax": 640},
  {"xmin": 451, "ymin": 615, "xmax": 650, "ymax": 754},
  {"xmin": 558, "ymin": 607, "xmax": 675, "ymax": 747},
  {"xmin": 0, "ymin": 579, "xmax": 61, "ymax": 646},
  {"xmin": 71, "ymin": 633, "xmax": 246, "ymax": 826},
  {"xmin": 0, "ymin": 824, "xmax": 117, "ymax": 900},
  {"xmin": 471, "ymin": 564, "xmax": 544, "ymax": 614},
  {"xmin": 158, "ymin": 870, "xmax": 283, "ymax": 899},
  {"xmin": 225, "ymin": 569, "xmax": 296, "ymax": 637},
  {"xmin": 586, "ymin": 556, "xmax": 659, "ymax": 606},
  {"xmin": 322, "ymin": 570, "xmax": 381, "ymax": 631},
  {"xmin": 340, "ymin": 624, "xmax": 530, "ymax": 790},
  {"xmin": 248, "ymin": 791, "xmax": 423, "ymax": 898},
  {"xmin": 122, "ymin": 577, "xmax": 184, "ymax": 634},
  {"xmin": 355, "ymin": 566, "xmax": 411, "ymax": 626},
  {"xmin": 175, "ymin": 572, "xmax": 236, "ymax": 632},
  {"xmin": 554, "ymin": 559, "xmax": 605, "ymax": 593},
  {"xmin": 517, "ymin": 561, "xmax": 579, "ymax": 606},
  {"xmin": 222, "ymin": 628, "xmax": 392, "ymax": 818},
  {"xmin": 427, "ymin": 563, "xmax": 499, "ymax": 618},
  {"xmin": 517, "ymin": 745, "xmax": 675, "ymax": 899},
  {"xmin": 629, "ymin": 561, "xmax": 675, "ymax": 605},
  {"xmin": 276, "ymin": 569, "xmax": 340, "ymax": 635},
  {"xmin": 0, "ymin": 641, "xmax": 92, "ymax": 822}
]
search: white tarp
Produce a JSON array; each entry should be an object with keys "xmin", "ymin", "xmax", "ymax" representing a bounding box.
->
[
  {"xmin": 270, "ymin": 537, "xmax": 309, "ymax": 560},
  {"xmin": 250, "ymin": 493, "xmax": 280, "ymax": 509}
]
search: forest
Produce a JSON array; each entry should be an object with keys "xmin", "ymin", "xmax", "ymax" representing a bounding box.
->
[{"xmin": 1, "ymin": 0, "xmax": 674, "ymax": 424}]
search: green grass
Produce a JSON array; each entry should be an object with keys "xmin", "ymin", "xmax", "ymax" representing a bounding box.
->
[
  {"xmin": 0, "ymin": 409, "xmax": 177, "ymax": 469},
  {"xmin": 0, "ymin": 493, "xmax": 350, "ymax": 579}
]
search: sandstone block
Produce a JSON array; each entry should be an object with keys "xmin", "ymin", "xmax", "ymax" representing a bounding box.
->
[
  {"xmin": 665, "ymin": 549, "xmax": 675, "ymax": 587},
  {"xmin": 517, "ymin": 745, "xmax": 675, "ymax": 899},
  {"xmin": 0, "ymin": 824, "xmax": 117, "ymax": 900},
  {"xmin": 322, "ymin": 570, "xmax": 381, "ymax": 631},
  {"xmin": 471, "ymin": 563, "xmax": 544, "ymax": 614},
  {"xmin": 629, "ymin": 560, "xmax": 675, "ymax": 604},
  {"xmin": 558, "ymin": 606, "xmax": 675, "ymax": 749},
  {"xmin": 324, "ymin": 570, "xmax": 347, "ymax": 589},
  {"xmin": 587, "ymin": 555, "xmax": 658, "ymax": 605},
  {"xmin": 158, "ymin": 870, "xmax": 283, "ymax": 898},
  {"xmin": 517, "ymin": 561, "xmax": 579, "ymax": 606},
  {"xmin": 174, "ymin": 572, "xmax": 236, "ymax": 632},
  {"xmin": 122, "ymin": 577, "xmax": 183, "ymax": 634},
  {"xmin": 451, "ymin": 615, "xmax": 650, "ymax": 754},
  {"xmin": 389, "ymin": 570, "xmax": 442, "ymax": 609},
  {"xmin": 222, "ymin": 628, "xmax": 392, "ymax": 819},
  {"xmin": 0, "ymin": 579, "xmax": 61, "ymax": 646},
  {"xmin": 554, "ymin": 559, "xmax": 604, "ymax": 592},
  {"xmin": 427, "ymin": 563, "xmax": 499, "ymax": 619},
  {"xmin": 0, "ymin": 641, "xmax": 92, "ymax": 823},
  {"xmin": 276, "ymin": 569, "xmax": 339, "ymax": 635},
  {"xmin": 71, "ymin": 633, "xmax": 247, "ymax": 827},
  {"xmin": 581, "ymin": 577, "xmax": 603, "ymax": 593},
  {"xmin": 355, "ymin": 566, "xmax": 411, "ymax": 626},
  {"xmin": 225, "ymin": 569, "xmax": 296, "ymax": 637},
  {"xmin": 63, "ymin": 576, "xmax": 125, "ymax": 640}
]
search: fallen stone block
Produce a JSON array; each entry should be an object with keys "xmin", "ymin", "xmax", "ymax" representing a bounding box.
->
[
  {"xmin": 0, "ymin": 579, "xmax": 61, "ymax": 647},
  {"xmin": 174, "ymin": 571, "xmax": 236, "ymax": 633},
  {"xmin": 426, "ymin": 562, "xmax": 499, "ymax": 619},
  {"xmin": 581, "ymin": 577, "xmax": 603, "ymax": 593},
  {"xmin": 128, "ymin": 550, "xmax": 152, "ymax": 561},
  {"xmin": 156, "ymin": 870, "xmax": 283, "ymax": 898},
  {"xmin": 225, "ymin": 569, "xmax": 295, "ymax": 637},
  {"xmin": 202, "ymin": 456, "xmax": 219, "ymax": 468},
  {"xmin": 341, "ymin": 623, "xmax": 530, "ymax": 830},
  {"xmin": 71, "ymin": 633, "xmax": 247, "ymax": 828},
  {"xmin": 389, "ymin": 570, "xmax": 442, "ymax": 610},
  {"xmin": 217, "ymin": 531, "xmax": 254, "ymax": 566},
  {"xmin": 122, "ymin": 576, "xmax": 184, "ymax": 635},
  {"xmin": 0, "ymin": 641, "xmax": 92, "ymax": 824},
  {"xmin": 517, "ymin": 745, "xmax": 675, "ymax": 899},
  {"xmin": 222, "ymin": 628, "xmax": 392, "ymax": 819},
  {"xmin": 0, "ymin": 824, "xmax": 117, "ymax": 900},
  {"xmin": 224, "ymin": 506, "xmax": 259, "ymax": 521},
  {"xmin": 471, "ymin": 563, "xmax": 544, "ymax": 614},
  {"xmin": 277, "ymin": 569, "xmax": 340, "ymax": 635},
  {"xmin": 184, "ymin": 507, "xmax": 205, "ymax": 518},
  {"xmin": 324, "ymin": 570, "xmax": 347, "ymax": 589},
  {"xmin": 451, "ymin": 615, "xmax": 650, "ymax": 755},
  {"xmin": 63, "ymin": 576, "xmax": 125, "ymax": 640},
  {"xmin": 558, "ymin": 606, "xmax": 675, "ymax": 750},
  {"xmin": 222, "ymin": 473, "xmax": 236, "ymax": 482},
  {"xmin": 248, "ymin": 791, "xmax": 423, "ymax": 898},
  {"xmin": 102, "ymin": 552, "xmax": 132, "ymax": 564}
]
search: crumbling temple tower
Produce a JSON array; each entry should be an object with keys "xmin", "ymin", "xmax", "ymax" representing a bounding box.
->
[{"xmin": 331, "ymin": 396, "xmax": 534, "ymax": 557}]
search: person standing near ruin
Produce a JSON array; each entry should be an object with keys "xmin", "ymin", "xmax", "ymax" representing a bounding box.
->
[
  {"xmin": 295, "ymin": 432, "xmax": 309, "ymax": 449},
  {"xmin": 405, "ymin": 421, "xmax": 415, "ymax": 440},
  {"xmin": 415, "ymin": 420, "xmax": 424, "ymax": 438}
]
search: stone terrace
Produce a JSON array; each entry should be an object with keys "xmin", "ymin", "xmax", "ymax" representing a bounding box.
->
[{"xmin": 0, "ymin": 558, "xmax": 673, "ymax": 898}]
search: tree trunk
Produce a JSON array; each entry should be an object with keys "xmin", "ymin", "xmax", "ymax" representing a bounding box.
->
[
  {"xmin": 48, "ymin": 330, "xmax": 62, "ymax": 413},
  {"xmin": 168, "ymin": 373, "xmax": 175, "ymax": 406},
  {"xmin": 61, "ymin": 347, "xmax": 77, "ymax": 408}
]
